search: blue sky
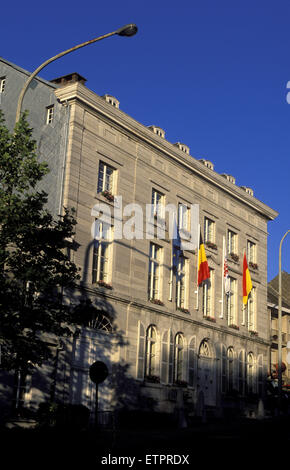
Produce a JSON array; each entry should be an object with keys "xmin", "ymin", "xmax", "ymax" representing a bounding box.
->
[{"xmin": 2, "ymin": 0, "xmax": 290, "ymax": 281}]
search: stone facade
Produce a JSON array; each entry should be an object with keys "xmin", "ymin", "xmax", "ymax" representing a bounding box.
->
[
  {"xmin": 52, "ymin": 79, "xmax": 277, "ymax": 421},
  {"xmin": 0, "ymin": 57, "xmax": 69, "ymax": 218},
  {"xmin": 0, "ymin": 58, "xmax": 279, "ymax": 424}
]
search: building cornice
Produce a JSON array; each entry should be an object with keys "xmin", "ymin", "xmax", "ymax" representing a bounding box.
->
[{"xmin": 55, "ymin": 83, "xmax": 278, "ymax": 221}]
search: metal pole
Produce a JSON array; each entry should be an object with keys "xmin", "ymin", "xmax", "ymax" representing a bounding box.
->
[
  {"xmin": 278, "ymin": 230, "xmax": 290, "ymax": 411},
  {"xmin": 15, "ymin": 24, "xmax": 137, "ymax": 124}
]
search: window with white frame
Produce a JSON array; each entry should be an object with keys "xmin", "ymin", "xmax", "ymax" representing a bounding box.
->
[
  {"xmin": 226, "ymin": 277, "xmax": 237, "ymax": 325},
  {"xmin": 227, "ymin": 229, "xmax": 237, "ymax": 254},
  {"xmin": 248, "ymin": 287, "xmax": 256, "ymax": 331},
  {"xmin": 0, "ymin": 77, "xmax": 6, "ymax": 93},
  {"xmin": 174, "ymin": 333, "xmax": 184, "ymax": 382},
  {"xmin": 151, "ymin": 188, "xmax": 164, "ymax": 218},
  {"xmin": 178, "ymin": 203, "xmax": 189, "ymax": 231},
  {"xmin": 145, "ymin": 325, "xmax": 158, "ymax": 377},
  {"xmin": 97, "ymin": 161, "xmax": 115, "ymax": 194},
  {"xmin": 204, "ymin": 217, "xmax": 215, "ymax": 243},
  {"xmin": 46, "ymin": 105, "xmax": 54, "ymax": 124},
  {"xmin": 148, "ymin": 243, "xmax": 162, "ymax": 301},
  {"xmin": 92, "ymin": 222, "xmax": 112, "ymax": 284},
  {"xmin": 202, "ymin": 270, "xmax": 214, "ymax": 317},
  {"xmin": 247, "ymin": 240, "xmax": 257, "ymax": 264},
  {"xmin": 176, "ymin": 255, "xmax": 187, "ymax": 309}
]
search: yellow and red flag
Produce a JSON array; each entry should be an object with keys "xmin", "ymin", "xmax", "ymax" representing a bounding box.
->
[
  {"xmin": 242, "ymin": 252, "xmax": 252, "ymax": 304},
  {"xmin": 198, "ymin": 233, "xmax": 210, "ymax": 286}
]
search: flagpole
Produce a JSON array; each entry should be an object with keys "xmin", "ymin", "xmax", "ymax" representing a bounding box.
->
[
  {"xmin": 195, "ymin": 225, "xmax": 200, "ymax": 310},
  {"xmin": 220, "ymin": 236, "xmax": 225, "ymax": 318},
  {"xmin": 242, "ymin": 248, "xmax": 246, "ymax": 326}
]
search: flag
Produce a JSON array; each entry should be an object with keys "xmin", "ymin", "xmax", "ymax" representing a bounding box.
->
[
  {"xmin": 198, "ymin": 232, "xmax": 210, "ymax": 285},
  {"xmin": 224, "ymin": 256, "xmax": 231, "ymax": 295},
  {"xmin": 243, "ymin": 252, "xmax": 252, "ymax": 304}
]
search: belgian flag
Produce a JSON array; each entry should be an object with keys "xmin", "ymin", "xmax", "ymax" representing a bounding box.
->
[
  {"xmin": 242, "ymin": 252, "xmax": 252, "ymax": 304},
  {"xmin": 198, "ymin": 232, "xmax": 210, "ymax": 285}
]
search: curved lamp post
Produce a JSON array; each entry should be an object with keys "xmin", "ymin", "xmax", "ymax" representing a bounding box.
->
[
  {"xmin": 278, "ymin": 229, "xmax": 290, "ymax": 409},
  {"xmin": 15, "ymin": 23, "xmax": 138, "ymax": 124}
]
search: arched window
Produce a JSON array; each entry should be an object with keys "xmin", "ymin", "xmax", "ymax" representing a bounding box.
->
[
  {"xmin": 174, "ymin": 333, "xmax": 184, "ymax": 382},
  {"xmin": 86, "ymin": 312, "xmax": 113, "ymax": 333},
  {"xmin": 227, "ymin": 347, "xmax": 234, "ymax": 393},
  {"xmin": 199, "ymin": 339, "xmax": 212, "ymax": 358},
  {"xmin": 247, "ymin": 353, "xmax": 254, "ymax": 394},
  {"xmin": 146, "ymin": 326, "xmax": 157, "ymax": 377}
]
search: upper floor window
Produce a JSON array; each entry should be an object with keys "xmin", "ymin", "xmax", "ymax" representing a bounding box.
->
[
  {"xmin": 92, "ymin": 222, "xmax": 112, "ymax": 285},
  {"xmin": 151, "ymin": 189, "xmax": 164, "ymax": 218},
  {"xmin": 46, "ymin": 105, "xmax": 54, "ymax": 124},
  {"xmin": 176, "ymin": 255, "xmax": 187, "ymax": 309},
  {"xmin": 247, "ymin": 240, "xmax": 257, "ymax": 264},
  {"xmin": 0, "ymin": 77, "xmax": 6, "ymax": 93},
  {"xmin": 178, "ymin": 203, "xmax": 189, "ymax": 231},
  {"xmin": 202, "ymin": 270, "xmax": 214, "ymax": 318},
  {"xmin": 97, "ymin": 161, "xmax": 115, "ymax": 195},
  {"xmin": 204, "ymin": 217, "xmax": 215, "ymax": 243},
  {"xmin": 248, "ymin": 287, "xmax": 256, "ymax": 332},
  {"xmin": 226, "ymin": 277, "xmax": 237, "ymax": 326},
  {"xmin": 227, "ymin": 229, "xmax": 237, "ymax": 255},
  {"xmin": 148, "ymin": 243, "xmax": 162, "ymax": 301}
]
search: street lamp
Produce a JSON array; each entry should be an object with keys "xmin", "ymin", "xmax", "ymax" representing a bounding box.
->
[
  {"xmin": 278, "ymin": 229, "xmax": 290, "ymax": 410},
  {"xmin": 15, "ymin": 23, "xmax": 138, "ymax": 124}
]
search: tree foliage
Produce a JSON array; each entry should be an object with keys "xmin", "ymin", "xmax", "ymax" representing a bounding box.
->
[{"xmin": 0, "ymin": 111, "xmax": 79, "ymax": 372}]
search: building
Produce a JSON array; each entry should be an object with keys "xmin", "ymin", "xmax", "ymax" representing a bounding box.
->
[
  {"xmin": 268, "ymin": 272, "xmax": 290, "ymax": 387},
  {"xmin": 0, "ymin": 57, "xmax": 278, "ymax": 425}
]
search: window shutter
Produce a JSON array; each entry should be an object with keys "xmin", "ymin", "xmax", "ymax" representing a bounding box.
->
[
  {"xmin": 160, "ymin": 330, "xmax": 169, "ymax": 383},
  {"xmin": 188, "ymin": 337, "xmax": 196, "ymax": 387},
  {"xmin": 168, "ymin": 329, "xmax": 174, "ymax": 384},
  {"xmin": 136, "ymin": 321, "xmax": 145, "ymax": 380}
]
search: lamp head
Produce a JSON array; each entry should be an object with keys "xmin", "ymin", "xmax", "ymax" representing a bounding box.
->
[{"xmin": 116, "ymin": 23, "xmax": 138, "ymax": 37}]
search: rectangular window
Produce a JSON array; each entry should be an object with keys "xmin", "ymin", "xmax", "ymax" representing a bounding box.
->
[
  {"xmin": 178, "ymin": 203, "xmax": 189, "ymax": 231},
  {"xmin": 204, "ymin": 217, "xmax": 215, "ymax": 243},
  {"xmin": 202, "ymin": 270, "xmax": 214, "ymax": 317},
  {"xmin": 148, "ymin": 243, "xmax": 162, "ymax": 300},
  {"xmin": 248, "ymin": 287, "xmax": 256, "ymax": 331},
  {"xmin": 176, "ymin": 255, "xmax": 187, "ymax": 309},
  {"xmin": 228, "ymin": 229, "xmax": 237, "ymax": 254},
  {"xmin": 247, "ymin": 240, "xmax": 257, "ymax": 264},
  {"xmin": 46, "ymin": 105, "xmax": 54, "ymax": 124},
  {"xmin": 0, "ymin": 77, "xmax": 6, "ymax": 93},
  {"xmin": 151, "ymin": 189, "xmax": 164, "ymax": 218},
  {"xmin": 226, "ymin": 277, "xmax": 237, "ymax": 325},
  {"xmin": 97, "ymin": 161, "xmax": 115, "ymax": 194},
  {"xmin": 92, "ymin": 222, "xmax": 112, "ymax": 284}
]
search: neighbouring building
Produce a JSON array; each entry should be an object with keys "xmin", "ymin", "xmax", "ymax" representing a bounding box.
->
[
  {"xmin": 268, "ymin": 272, "xmax": 290, "ymax": 388},
  {"xmin": 0, "ymin": 57, "xmax": 279, "ymax": 426}
]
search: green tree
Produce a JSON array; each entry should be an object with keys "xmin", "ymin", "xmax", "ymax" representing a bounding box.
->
[{"xmin": 0, "ymin": 111, "xmax": 79, "ymax": 377}]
